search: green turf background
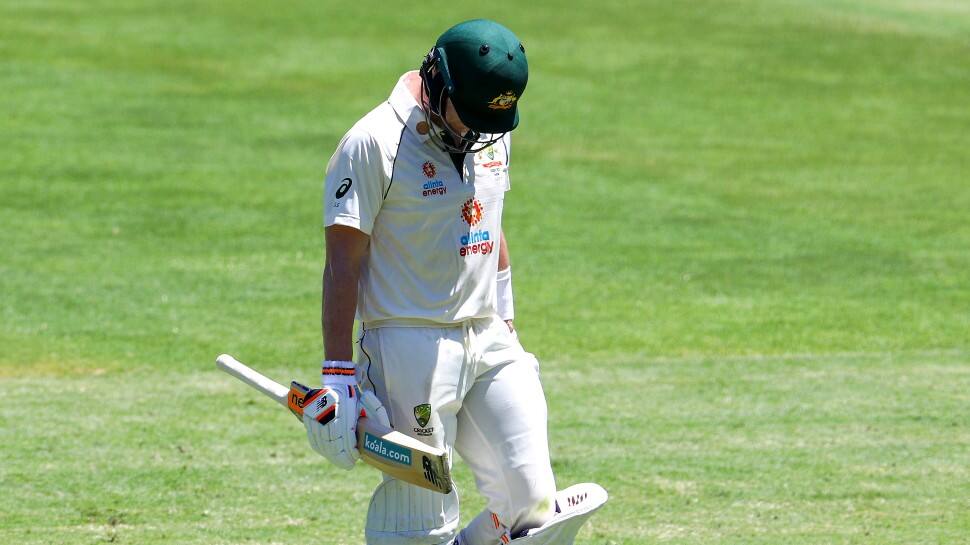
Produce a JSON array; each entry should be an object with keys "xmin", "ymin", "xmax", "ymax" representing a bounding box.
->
[{"xmin": 1, "ymin": 0, "xmax": 968, "ymax": 543}]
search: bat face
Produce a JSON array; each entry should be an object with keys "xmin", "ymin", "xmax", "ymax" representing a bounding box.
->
[
  {"xmin": 289, "ymin": 379, "xmax": 451, "ymax": 493},
  {"xmin": 216, "ymin": 354, "xmax": 451, "ymax": 494},
  {"xmin": 357, "ymin": 426, "xmax": 452, "ymax": 494},
  {"xmin": 290, "ymin": 379, "xmax": 452, "ymax": 493}
]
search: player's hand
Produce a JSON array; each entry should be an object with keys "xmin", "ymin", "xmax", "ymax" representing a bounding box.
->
[
  {"xmin": 303, "ymin": 385, "xmax": 359, "ymax": 470},
  {"xmin": 302, "ymin": 360, "xmax": 361, "ymax": 470},
  {"xmin": 505, "ymin": 319, "xmax": 515, "ymax": 333},
  {"xmin": 359, "ymin": 389, "xmax": 391, "ymax": 428}
]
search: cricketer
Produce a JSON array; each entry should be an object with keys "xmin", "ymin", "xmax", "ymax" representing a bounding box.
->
[{"xmin": 304, "ymin": 19, "xmax": 607, "ymax": 545}]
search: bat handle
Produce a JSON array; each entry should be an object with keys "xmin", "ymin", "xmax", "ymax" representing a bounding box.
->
[{"xmin": 216, "ymin": 354, "xmax": 289, "ymax": 407}]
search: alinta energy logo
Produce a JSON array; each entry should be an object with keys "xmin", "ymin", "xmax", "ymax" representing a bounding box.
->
[
  {"xmin": 422, "ymin": 161, "xmax": 446, "ymax": 198},
  {"xmin": 458, "ymin": 230, "xmax": 494, "ymax": 257},
  {"xmin": 458, "ymin": 198, "xmax": 494, "ymax": 257}
]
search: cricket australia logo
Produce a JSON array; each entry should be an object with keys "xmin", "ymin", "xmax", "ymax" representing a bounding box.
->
[
  {"xmin": 475, "ymin": 145, "xmax": 504, "ymax": 172},
  {"xmin": 487, "ymin": 91, "xmax": 518, "ymax": 110},
  {"xmin": 422, "ymin": 161, "xmax": 437, "ymax": 178},
  {"xmin": 413, "ymin": 403, "xmax": 433, "ymax": 436},
  {"xmin": 414, "ymin": 404, "xmax": 432, "ymax": 428},
  {"xmin": 475, "ymin": 146, "xmax": 496, "ymax": 162}
]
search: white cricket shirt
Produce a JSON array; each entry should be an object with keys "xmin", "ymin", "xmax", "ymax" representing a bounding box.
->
[{"xmin": 324, "ymin": 72, "xmax": 512, "ymax": 327}]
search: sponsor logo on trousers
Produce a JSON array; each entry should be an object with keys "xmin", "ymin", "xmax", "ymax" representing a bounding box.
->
[
  {"xmin": 459, "ymin": 230, "xmax": 494, "ymax": 257},
  {"xmin": 363, "ymin": 432, "xmax": 412, "ymax": 466},
  {"xmin": 413, "ymin": 403, "xmax": 434, "ymax": 436}
]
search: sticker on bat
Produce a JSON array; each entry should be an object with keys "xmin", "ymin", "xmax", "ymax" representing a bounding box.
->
[
  {"xmin": 363, "ymin": 432, "xmax": 413, "ymax": 466},
  {"xmin": 422, "ymin": 455, "xmax": 445, "ymax": 490}
]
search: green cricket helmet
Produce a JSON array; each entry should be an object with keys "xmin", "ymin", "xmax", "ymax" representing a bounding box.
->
[{"xmin": 420, "ymin": 19, "xmax": 528, "ymax": 151}]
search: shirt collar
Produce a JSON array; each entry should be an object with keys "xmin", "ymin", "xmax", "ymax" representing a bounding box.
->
[{"xmin": 388, "ymin": 71, "xmax": 433, "ymax": 143}]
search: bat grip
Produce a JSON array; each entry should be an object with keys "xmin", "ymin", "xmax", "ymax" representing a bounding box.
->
[{"xmin": 216, "ymin": 353, "xmax": 289, "ymax": 407}]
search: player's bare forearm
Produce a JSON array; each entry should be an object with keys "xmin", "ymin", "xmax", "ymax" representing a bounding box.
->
[
  {"xmin": 322, "ymin": 225, "xmax": 370, "ymax": 361},
  {"xmin": 322, "ymin": 270, "xmax": 357, "ymax": 360},
  {"xmin": 498, "ymin": 230, "xmax": 510, "ymax": 271},
  {"xmin": 497, "ymin": 231, "xmax": 514, "ymax": 332}
]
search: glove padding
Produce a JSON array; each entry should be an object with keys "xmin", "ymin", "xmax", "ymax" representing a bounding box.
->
[
  {"xmin": 359, "ymin": 389, "xmax": 391, "ymax": 428},
  {"xmin": 302, "ymin": 383, "xmax": 391, "ymax": 471},
  {"xmin": 303, "ymin": 384, "xmax": 359, "ymax": 470}
]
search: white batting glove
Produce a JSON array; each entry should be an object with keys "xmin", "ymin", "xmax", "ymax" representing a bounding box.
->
[
  {"xmin": 358, "ymin": 389, "xmax": 391, "ymax": 428},
  {"xmin": 302, "ymin": 360, "xmax": 360, "ymax": 470}
]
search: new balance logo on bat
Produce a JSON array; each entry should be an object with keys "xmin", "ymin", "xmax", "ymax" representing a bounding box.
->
[{"xmin": 423, "ymin": 456, "xmax": 444, "ymax": 490}]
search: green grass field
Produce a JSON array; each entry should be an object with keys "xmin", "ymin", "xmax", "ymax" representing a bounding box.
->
[{"xmin": 2, "ymin": 0, "xmax": 969, "ymax": 543}]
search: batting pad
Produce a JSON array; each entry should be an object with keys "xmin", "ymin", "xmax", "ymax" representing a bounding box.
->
[{"xmin": 365, "ymin": 478, "xmax": 459, "ymax": 544}]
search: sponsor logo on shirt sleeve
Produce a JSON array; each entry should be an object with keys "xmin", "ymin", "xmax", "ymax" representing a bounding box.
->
[
  {"xmin": 335, "ymin": 177, "xmax": 353, "ymax": 198},
  {"xmin": 474, "ymin": 146, "xmax": 505, "ymax": 173}
]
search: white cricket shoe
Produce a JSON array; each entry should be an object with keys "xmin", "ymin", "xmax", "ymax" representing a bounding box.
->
[{"xmin": 512, "ymin": 483, "xmax": 609, "ymax": 544}]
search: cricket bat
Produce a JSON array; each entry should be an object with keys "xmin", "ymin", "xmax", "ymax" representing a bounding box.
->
[{"xmin": 216, "ymin": 354, "xmax": 452, "ymax": 494}]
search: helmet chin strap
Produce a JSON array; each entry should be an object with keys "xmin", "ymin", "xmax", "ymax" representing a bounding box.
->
[{"xmin": 420, "ymin": 50, "xmax": 505, "ymax": 154}]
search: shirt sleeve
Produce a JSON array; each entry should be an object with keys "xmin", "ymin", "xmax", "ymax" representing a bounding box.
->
[
  {"xmin": 323, "ymin": 129, "xmax": 386, "ymax": 235},
  {"xmin": 501, "ymin": 132, "xmax": 512, "ymax": 192}
]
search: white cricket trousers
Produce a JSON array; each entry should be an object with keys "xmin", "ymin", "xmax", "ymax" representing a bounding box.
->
[{"xmin": 358, "ymin": 316, "xmax": 557, "ymax": 545}]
